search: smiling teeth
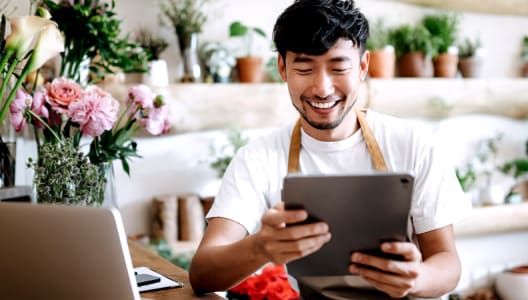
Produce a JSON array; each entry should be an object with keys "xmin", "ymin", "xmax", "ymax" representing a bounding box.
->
[{"xmin": 310, "ymin": 101, "xmax": 336, "ymax": 109}]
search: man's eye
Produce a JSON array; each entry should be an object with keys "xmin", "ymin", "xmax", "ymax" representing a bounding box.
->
[
  {"xmin": 333, "ymin": 68, "xmax": 351, "ymax": 73},
  {"xmin": 295, "ymin": 69, "xmax": 311, "ymax": 73}
]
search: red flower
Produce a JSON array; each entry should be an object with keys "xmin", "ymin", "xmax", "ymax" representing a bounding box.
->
[{"xmin": 227, "ymin": 265, "xmax": 300, "ymax": 300}]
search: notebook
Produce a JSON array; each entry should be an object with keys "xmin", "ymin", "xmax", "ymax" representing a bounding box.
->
[{"xmin": 0, "ymin": 202, "xmax": 142, "ymax": 300}]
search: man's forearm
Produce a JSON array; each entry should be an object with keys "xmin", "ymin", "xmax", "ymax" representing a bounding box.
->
[
  {"xmin": 412, "ymin": 251, "xmax": 461, "ymax": 298},
  {"xmin": 189, "ymin": 234, "xmax": 269, "ymax": 294}
]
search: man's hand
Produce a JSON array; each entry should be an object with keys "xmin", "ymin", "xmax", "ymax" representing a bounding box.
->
[
  {"xmin": 254, "ymin": 203, "xmax": 331, "ymax": 265},
  {"xmin": 349, "ymin": 242, "xmax": 423, "ymax": 298}
]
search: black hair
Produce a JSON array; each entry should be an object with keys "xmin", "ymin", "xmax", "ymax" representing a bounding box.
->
[{"xmin": 273, "ymin": 0, "xmax": 369, "ymax": 59}]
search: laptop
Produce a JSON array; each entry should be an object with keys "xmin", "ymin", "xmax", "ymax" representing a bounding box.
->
[
  {"xmin": 0, "ymin": 202, "xmax": 140, "ymax": 300},
  {"xmin": 282, "ymin": 172, "xmax": 414, "ymax": 277}
]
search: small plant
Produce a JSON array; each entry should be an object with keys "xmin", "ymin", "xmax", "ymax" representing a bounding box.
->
[
  {"xmin": 458, "ymin": 36, "xmax": 481, "ymax": 59},
  {"xmin": 209, "ymin": 128, "xmax": 249, "ymax": 178},
  {"xmin": 367, "ymin": 19, "xmax": 393, "ymax": 51},
  {"xmin": 422, "ymin": 13, "xmax": 459, "ymax": 54},
  {"xmin": 200, "ymin": 41, "xmax": 236, "ymax": 80},
  {"xmin": 135, "ymin": 27, "xmax": 169, "ymax": 61},
  {"xmin": 456, "ymin": 167, "xmax": 477, "ymax": 192},
  {"xmin": 500, "ymin": 140, "xmax": 528, "ymax": 179},
  {"xmin": 521, "ymin": 35, "xmax": 528, "ymax": 63},
  {"xmin": 389, "ymin": 24, "xmax": 438, "ymax": 58},
  {"xmin": 229, "ymin": 21, "xmax": 267, "ymax": 57}
]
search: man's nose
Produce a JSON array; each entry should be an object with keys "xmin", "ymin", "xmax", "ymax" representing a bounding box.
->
[{"xmin": 311, "ymin": 71, "xmax": 335, "ymax": 98}]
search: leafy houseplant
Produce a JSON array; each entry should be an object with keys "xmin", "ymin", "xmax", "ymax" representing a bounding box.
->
[
  {"xmin": 135, "ymin": 27, "xmax": 170, "ymax": 86},
  {"xmin": 422, "ymin": 13, "xmax": 459, "ymax": 77},
  {"xmin": 500, "ymin": 140, "xmax": 528, "ymax": 202},
  {"xmin": 200, "ymin": 41, "xmax": 236, "ymax": 83},
  {"xmin": 366, "ymin": 19, "xmax": 395, "ymax": 78},
  {"xmin": 229, "ymin": 21, "xmax": 267, "ymax": 83},
  {"xmin": 390, "ymin": 24, "xmax": 437, "ymax": 77},
  {"xmin": 135, "ymin": 28, "xmax": 169, "ymax": 61},
  {"xmin": 42, "ymin": 0, "xmax": 148, "ymax": 84},
  {"xmin": 457, "ymin": 36, "xmax": 483, "ymax": 78},
  {"xmin": 209, "ymin": 128, "xmax": 248, "ymax": 178}
]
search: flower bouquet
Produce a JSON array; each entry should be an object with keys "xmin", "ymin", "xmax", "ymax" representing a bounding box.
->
[
  {"xmin": 0, "ymin": 5, "xmax": 64, "ymax": 187},
  {"xmin": 11, "ymin": 78, "xmax": 171, "ymax": 205},
  {"xmin": 227, "ymin": 265, "xmax": 299, "ymax": 300}
]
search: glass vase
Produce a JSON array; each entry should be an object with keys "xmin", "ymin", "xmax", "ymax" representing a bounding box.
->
[
  {"xmin": 98, "ymin": 162, "xmax": 118, "ymax": 209},
  {"xmin": 0, "ymin": 117, "xmax": 16, "ymax": 188},
  {"xmin": 177, "ymin": 32, "xmax": 202, "ymax": 83}
]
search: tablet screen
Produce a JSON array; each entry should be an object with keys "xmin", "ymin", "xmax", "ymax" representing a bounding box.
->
[{"xmin": 282, "ymin": 172, "xmax": 413, "ymax": 277}]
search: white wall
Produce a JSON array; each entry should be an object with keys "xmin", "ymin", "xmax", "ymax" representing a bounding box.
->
[{"xmin": 7, "ymin": 0, "xmax": 528, "ymax": 79}]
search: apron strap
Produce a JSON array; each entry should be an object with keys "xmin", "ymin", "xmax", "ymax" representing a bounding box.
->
[{"xmin": 287, "ymin": 109, "xmax": 387, "ymax": 173}]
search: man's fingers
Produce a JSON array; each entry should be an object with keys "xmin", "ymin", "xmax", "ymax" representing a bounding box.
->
[
  {"xmin": 261, "ymin": 206, "xmax": 308, "ymax": 227},
  {"xmin": 381, "ymin": 242, "xmax": 422, "ymax": 261}
]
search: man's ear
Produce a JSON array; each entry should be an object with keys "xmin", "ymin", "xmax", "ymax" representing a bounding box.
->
[
  {"xmin": 360, "ymin": 50, "xmax": 370, "ymax": 81},
  {"xmin": 278, "ymin": 54, "xmax": 287, "ymax": 82}
]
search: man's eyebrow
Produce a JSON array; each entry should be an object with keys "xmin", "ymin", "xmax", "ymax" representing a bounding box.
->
[
  {"xmin": 292, "ymin": 56, "xmax": 352, "ymax": 63},
  {"xmin": 329, "ymin": 56, "xmax": 352, "ymax": 62},
  {"xmin": 292, "ymin": 56, "xmax": 313, "ymax": 63}
]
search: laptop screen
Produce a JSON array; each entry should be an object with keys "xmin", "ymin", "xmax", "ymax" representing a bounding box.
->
[{"xmin": 0, "ymin": 202, "xmax": 140, "ymax": 300}]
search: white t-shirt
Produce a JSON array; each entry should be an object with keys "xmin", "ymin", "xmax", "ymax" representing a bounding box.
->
[{"xmin": 207, "ymin": 110, "xmax": 471, "ymax": 239}]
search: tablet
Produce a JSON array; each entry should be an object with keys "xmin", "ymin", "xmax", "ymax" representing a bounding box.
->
[{"xmin": 282, "ymin": 172, "xmax": 414, "ymax": 277}]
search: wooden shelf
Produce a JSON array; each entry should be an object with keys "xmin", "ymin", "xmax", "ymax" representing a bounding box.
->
[{"xmin": 454, "ymin": 202, "xmax": 528, "ymax": 237}]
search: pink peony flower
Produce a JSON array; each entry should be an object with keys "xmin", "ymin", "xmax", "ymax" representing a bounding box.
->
[
  {"xmin": 10, "ymin": 89, "xmax": 31, "ymax": 113},
  {"xmin": 10, "ymin": 111, "xmax": 26, "ymax": 132},
  {"xmin": 69, "ymin": 85, "xmax": 119, "ymax": 137},
  {"xmin": 127, "ymin": 84, "xmax": 154, "ymax": 109},
  {"xmin": 31, "ymin": 91, "xmax": 49, "ymax": 129},
  {"xmin": 45, "ymin": 77, "xmax": 83, "ymax": 114},
  {"xmin": 142, "ymin": 105, "xmax": 170, "ymax": 135}
]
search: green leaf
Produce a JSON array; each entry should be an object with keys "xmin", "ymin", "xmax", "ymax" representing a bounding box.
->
[{"xmin": 229, "ymin": 21, "xmax": 248, "ymax": 37}]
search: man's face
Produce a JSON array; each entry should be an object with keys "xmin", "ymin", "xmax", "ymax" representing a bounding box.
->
[{"xmin": 278, "ymin": 38, "xmax": 369, "ymax": 140}]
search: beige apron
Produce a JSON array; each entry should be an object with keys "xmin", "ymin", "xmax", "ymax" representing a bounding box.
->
[
  {"xmin": 287, "ymin": 108, "xmax": 388, "ymax": 173},
  {"xmin": 287, "ymin": 109, "xmax": 427, "ymax": 300}
]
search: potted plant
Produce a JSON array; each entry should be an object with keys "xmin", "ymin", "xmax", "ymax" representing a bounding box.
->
[
  {"xmin": 42, "ymin": 0, "xmax": 148, "ymax": 85},
  {"xmin": 500, "ymin": 140, "xmax": 528, "ymax": 201},
  {"xmin": 199, "ymin": 41, "xmax": 236, "ymax": 83},
  {"xmin": 422, "ymin": 13, "xmax": 459, "ymax": 78},
  {"xmin": 521, "ymin": 35, "xmax": 528, "ymax": 77},
  {"xmin": 390, "ymin": 24, "xmax": 437, "ymax": 77},
  {"xmin": 135, "ymin": 27, "xmax": 170, "ymax": 86},
  {"xmin": 160, "ymin": 0, "xmax": 212, "ymax": 82},
  {"xmin": 229, "ymin": 21, "xmax": 267, "ymax": 83},
  {"xmin": 457, "ymin": 36, "xmax": 483, "ymax": 78},
  {"xmin": 366, "ymin": 19, "xmax": 395, "ymax": 78}
]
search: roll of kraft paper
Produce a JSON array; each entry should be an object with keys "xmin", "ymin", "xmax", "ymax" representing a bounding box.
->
[
  {"xmin": 178, "ymin": 193, "xmax": 205, "ymax": 241},
  {"xmin": 151, "ymin": 195, "xmax": 178, "ymax": 244}
]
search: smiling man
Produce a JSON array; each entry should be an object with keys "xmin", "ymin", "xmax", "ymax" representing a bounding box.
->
[{"xmin": 189, "ymin": 0, "xmax": 469, "ymax": 299}]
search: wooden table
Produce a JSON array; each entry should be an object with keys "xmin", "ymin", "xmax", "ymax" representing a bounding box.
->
[{"xmin": 128, "ymin": 240, "xmax": 222, "ymax": 300}]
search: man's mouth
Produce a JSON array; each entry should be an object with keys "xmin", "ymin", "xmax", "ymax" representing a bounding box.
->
[{"xmin": 308, "ymin": 100, "xmax": 339, "ymax": 109}]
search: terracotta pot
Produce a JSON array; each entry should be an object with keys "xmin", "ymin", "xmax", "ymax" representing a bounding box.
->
[
  {"xmin": 522, "ymin": 62, "xmax": 528, "ymax": 77},
  {"xmin": 458, "ymin": 56, "xmax": 483, "ymax": 78},
  {"xmin": 396, "ymin": 52, "xmax": 433, "ymax": 77},
  {"xmin": 433, "ymin": 52, "xmax": 458, "ymax": 78},
  {"xmin": 368, "ymin": 49, "xmax": 395, "ymax": 78},
  {"xmin": 236, "ymin": 56, "xmax": 264, "ymax": 83}
]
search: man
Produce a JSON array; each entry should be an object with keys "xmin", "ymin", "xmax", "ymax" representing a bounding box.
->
[{"xmin": 189, "ymin": 0, "xmax": 469, "ymax": 298}]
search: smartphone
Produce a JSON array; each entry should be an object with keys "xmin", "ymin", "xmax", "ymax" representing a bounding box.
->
[{"xmin": 135, "ymin": 273, "xmax": 161, "ymax": 286}]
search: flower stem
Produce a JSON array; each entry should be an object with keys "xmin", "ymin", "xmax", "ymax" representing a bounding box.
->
[
  {"xmin": 29, "ymin": 111, "xmax": 61, "ymax": 143},
  {"xmin": 0, "ymin": 59, "xmax": 32, "ymax": 125}
]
